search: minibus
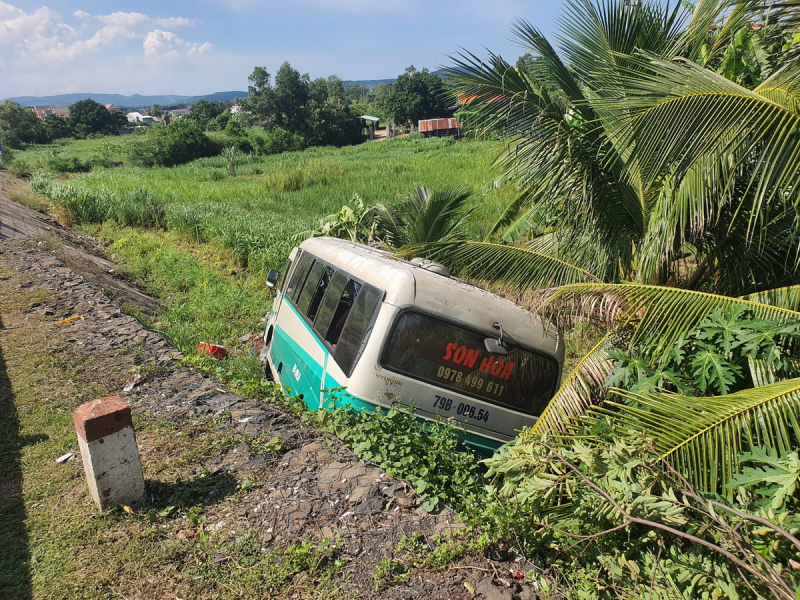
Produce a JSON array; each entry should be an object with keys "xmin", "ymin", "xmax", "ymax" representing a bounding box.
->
[{"xmin": 261, "ymin": 237, "xmax": 563, "ymax": 453}]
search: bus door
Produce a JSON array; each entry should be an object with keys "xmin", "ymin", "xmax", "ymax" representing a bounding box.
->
[{"xmin": 270, "ymin": 254, "xmax": 330, "ymax": 406}]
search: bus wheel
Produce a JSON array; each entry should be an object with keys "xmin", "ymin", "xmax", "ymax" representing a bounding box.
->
[{"xmin": 259, "ymin": 346, "xmax": 274, "ymax": 381}]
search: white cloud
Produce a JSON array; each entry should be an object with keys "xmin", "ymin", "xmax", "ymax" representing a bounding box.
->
[
  {"xmin": 188, "ymin": 42, "xmax": 213, "ymax": 56},
  {"xmin": 143, "ymin": 29, "xmax": 180, "ymax": 57},
  {"xmin": 143, "ymin": 30, "xmax": 211, "ymax": 58},
  {"xmin": 0, "ymin": 3, "xmax": 209, "ymax": 67}
]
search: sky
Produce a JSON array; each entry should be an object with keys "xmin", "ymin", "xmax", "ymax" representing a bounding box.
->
[{"xmin": 0, "ymin": 0, "xmax": 564, "ymax": 99}]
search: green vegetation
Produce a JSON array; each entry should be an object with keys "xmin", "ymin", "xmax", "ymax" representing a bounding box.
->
[
  {"xmin": 0, "ymin": 99, "xmax": 127, "ymax": 150},
  {"xmin": 322, "ymin": 404, "xmax": 485, "ymax": 512},
  {"xmin": 128, "ymin": 119, "xmax": 218, "ymax": 167},
  {"xmin": 6, "ymin": 0, "xmax": 800, "ymax": 597},
  {"xmin": 15, "ymin": 134, "xmax": 514, "ymax": 271},
  {"xmin": 372, "ymin": 66, "xmax": 450, "ymax": 127}
]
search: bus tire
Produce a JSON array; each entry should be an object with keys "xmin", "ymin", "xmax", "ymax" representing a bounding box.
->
[
  {"xmin": 259, "ymin": 345, "xmax": 274, "ymax": 381},
  {"xmin": 264, "ymin": 361, "xmax": 275, "ymax": 382}
]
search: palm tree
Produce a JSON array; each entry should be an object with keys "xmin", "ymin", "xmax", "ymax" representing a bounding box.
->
[
  {"xmin": 416, "ymin": 0, "xmax": 800, "ymax": 494},
  {"xmin": 424, "ymin": 0, "xmax": 800, "ymax": 299},
  {"xmin": 496, "ymin": 281, "xmax": 800, "ymax": 493}
]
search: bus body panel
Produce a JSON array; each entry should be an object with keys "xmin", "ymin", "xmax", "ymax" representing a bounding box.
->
[
  {"xmin": 268, "ymin": 301, "xmax": 329, "ymax": 410},
  {"xmin": 264, "ymin": 237, "xmax": 564, "ymax": 452}
]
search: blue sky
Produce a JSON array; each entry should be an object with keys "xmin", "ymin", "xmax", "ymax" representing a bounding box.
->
[{"xmin": 1, "ymin": 0, "xmax": 564, "ymax": 98}]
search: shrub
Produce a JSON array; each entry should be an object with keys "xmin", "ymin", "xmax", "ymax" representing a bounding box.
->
[
  {"xmin": 128, "ymin": 121, "xmax": 219, "ymax": 167},
  {"xmin": 322, "ymin": 402, "xmax": 485, "ymax": 512},
  {"xmin": 251, "ymin": 128, "xmax": 306, "ymax": 155},
  {"xmin": 47, "ymin": 156, "xmax": 92, "ymax": 174},
  {"xmin": 484, "ymin": 433, "xmax": 800, "ymax": 599}
]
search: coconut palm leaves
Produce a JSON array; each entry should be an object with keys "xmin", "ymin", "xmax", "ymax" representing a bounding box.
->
[
  {"xmin": 604, "ymin": 57, "xmax": 800, "ymax": 232},
  {"xmin": 434, "ymin": 0, "xmax": 800, "ymax": 496},
  {"xmin": 523, "ymin": 283, "xmax": 800, "ymax": 445},
  {"xmin": 529, "ymin": 334, "xmax": 614, "ymax": 437},
  {"xmin": 375, "ymin": 186, "xmax": 474, "ymax": 248},
  {"xmin": 430, "ymin": 0, "xmax": 800, "ymax": 298},
  {"xmin": 536, "ymin": 282, "xmax": 800, "ymax": 360},
  {"xmin": 593, "ymin": 379, "xmax": 800, "ymax": 492}
]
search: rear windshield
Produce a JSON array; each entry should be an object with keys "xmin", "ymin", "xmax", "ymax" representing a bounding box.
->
[{"xmin": 381, "ymin": 311, "xmax": 560, "ymax": 415}]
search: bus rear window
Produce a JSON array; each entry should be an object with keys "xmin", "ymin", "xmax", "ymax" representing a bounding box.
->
[{"xmin": 381, "ymin": 311, "xmax": 560, "ymax": 415}]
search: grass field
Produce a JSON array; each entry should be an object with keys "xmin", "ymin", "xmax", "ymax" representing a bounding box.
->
[{"xmin": 10, "ymin": 134, "xmax": 517, "ymax": 386}]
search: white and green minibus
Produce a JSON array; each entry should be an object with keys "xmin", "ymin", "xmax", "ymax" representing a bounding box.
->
[{"xmin": 262, "ymin": 237, "xmax": 563, "ymax": 453}]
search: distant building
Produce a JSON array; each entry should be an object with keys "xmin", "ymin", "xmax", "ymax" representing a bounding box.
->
[
  {"xmin": 105, "ymin": 103, "xmax": 119, "ymax": 111},
  {"xmin": 54, "ymin": 108, "xmax": 70, "ymax": 118},
  {"xmin": 169, "ymin": 107, "xmax": 191, "ymax": 118},
  {"xmin": 230, "ymin": 104, "xmax": 242, "ymax": 114},
  {"xmin": 418, "ymin": 118, "xmax": 461, "ymax": 138},
  {"xmin": 127, "ymin": 112, "xmax": 156, "ymax": 124},
  {"xmin": 32, "ymin": 105, "xmax": 56, "ymax": 119}
]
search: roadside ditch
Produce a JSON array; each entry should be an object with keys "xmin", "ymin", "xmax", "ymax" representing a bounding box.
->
[{"xmin": 0, "ymin": 235, "xmax": 545, "ymax": 600}]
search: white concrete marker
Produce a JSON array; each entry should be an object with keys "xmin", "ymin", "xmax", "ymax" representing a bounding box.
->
[{"xmin": 73, "ymin": 395, "xmax": 146, "ymax": 511}]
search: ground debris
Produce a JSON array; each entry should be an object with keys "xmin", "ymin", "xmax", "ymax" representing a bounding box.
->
[{"xmin": 0, "ymin": 237, "xmax": 547, "ymax": 600}]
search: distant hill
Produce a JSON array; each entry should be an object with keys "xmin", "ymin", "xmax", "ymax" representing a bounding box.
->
[
  {"xmin": 6, "ymin": 75, "xmax": 456, "ymax": 108},
  {"xmin": 343, "ymin": 78, "xmax": 394, "ymax": 91},
  {"xmin": 342, "ymin": 70, "xmax": 451, "ymax": 91},
  {"xmin": 5, "ymin": 91, "xmax": 247, "ymax": 110}
]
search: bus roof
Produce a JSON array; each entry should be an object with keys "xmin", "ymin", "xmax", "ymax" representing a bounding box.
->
[{"xmin": 298, "ymin": 237, "xmax": 562, "ymax": 357}]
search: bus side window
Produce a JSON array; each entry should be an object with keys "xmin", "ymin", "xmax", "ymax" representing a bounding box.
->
[
  {"xmin": 333, "ymin": 283, "xmax": 383, "ymax": 376},
  {"xmin": 314, "ymin": 271, "xmax": 348, "ymax": 339},
  {"xmin": 285, "ymin": 253, "xmax": 314, "ymax": 305},
  {"xmin": 326, "ymin": 279, "xmax": 361, "ymax": 346},
  {"xmin": 307, "ymin": 267, "xmax": 333, "ymax": 320},
  {"xmin": 296, "ymin": 261, "xmax": 326, "ymax": 316},
  {"xmin": 276, "ymin": 255, "xmax": 293, "ymax": 293}
]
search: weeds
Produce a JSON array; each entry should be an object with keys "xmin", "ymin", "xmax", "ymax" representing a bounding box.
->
[{"xmin": 322, "ymin": 402, "xmax": 486, "ymax": 512}]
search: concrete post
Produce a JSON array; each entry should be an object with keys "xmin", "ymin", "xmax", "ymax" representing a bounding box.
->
[{"xmin": 73, "ymin": 396, "xmax": 146, "ymax": 511}]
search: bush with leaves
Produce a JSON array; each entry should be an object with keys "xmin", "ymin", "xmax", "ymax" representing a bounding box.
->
[
  {"xmin": 484, "ymin": 432, "xmax": 800, "ymax": 599},
  {"xmin": 250, "ymin": 127, "xmax": 306, "ymax": 155},
  {"xmin": 128, "ymin": 120, "xmax": 219, "ymax": 167},
  {"xmin": 607, "ymin": 305, "xmax": 800, "ymax": 396},
  {"xmin": 321, "ymin": 401, "xmax": 485, "ymax": 512}
]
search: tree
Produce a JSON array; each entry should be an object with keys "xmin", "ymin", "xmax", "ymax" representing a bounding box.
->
[
  {"xmin": 242, "ymin": 67, "xmax": 276, "ymax": 126},
  {"xmin": 0, "ymin": 101, "xmax": 47, "ymax": 147},
  {"xmin": 425, "ymin": 0, "xmax": 800, "ymax": 297},
  {"xmin": 108, "ymin": 110, "xmax": 128, "ymax": 128},
  {"xmin": 376, "ymin": 68, "xmax": 449, "ymax": 126},
  {"xmin": 404, "ymin": 0, "xmax": 800, "ymax": 496},
  {"xmin": 147, "ymin": 104, "xmax": 164, "ymax": 118},
  {"xmin": 273, "ymin": 62, "xmax": 310, "ymax": 132},
  {"xmin": 242, "ymin": 62, "xmax": 362, "ymax": 148},
  {"xmin": 68, "ymin": 99, "xmax": 113, "ymax": 137},
  {"xmin": 128, "ymin": 120, "xmax": 217, "ymax": 167},
  {"xmin": 43, "ymin": 114, "xmax": 72, "ymax": 140},
  {"xmin": 303, "ymin": 100, "xmax": 362, "ymax": 147},
  {"xmin": 185, "ymin": 100, "xmax": 224, "ymax": 129},
  {"xmin": 344, "ymin": 82, "xmax": 369, "ymax": 102}
]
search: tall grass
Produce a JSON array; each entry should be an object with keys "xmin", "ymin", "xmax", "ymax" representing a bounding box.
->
[{"xmin": 26, "ymin": 135, "xmax": 515, "ymax": 272}]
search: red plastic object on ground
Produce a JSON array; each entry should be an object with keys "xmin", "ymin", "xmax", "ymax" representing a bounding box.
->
[{"xmin": 198, "ymin": 342, "xmax": 227, "ymax": 359}]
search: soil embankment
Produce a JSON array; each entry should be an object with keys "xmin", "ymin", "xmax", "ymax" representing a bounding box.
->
[{"xmin": 0, "ymin": 186, "xmax": 542, "ymax": 599}]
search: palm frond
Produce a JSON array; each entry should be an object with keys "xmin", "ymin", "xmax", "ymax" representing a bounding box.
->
[
  {"xmin": 594, "ymin": 378, "xmax": 800, "ymax": 492},
  {"xmin": 558, "ymin": 0, "xmax": 685, "ymax": 86},
  {"xmin": 400, "ymin": 241, "xmax": 602, "ymax": 291},
  {"xmin": 676, "ymin": 0, "xmax": 761, "ymax": 66},
  {"xmin": 598, "ymin": 55, "xmax": 800, "ymax": 230},
  {"xmin": 526, "ymin": 333, "xmax": 613, "ymax": 438},
  {"xmin": 535, "ymin": 282, "xmax": 800, "ymax": 361},
  {"xmin": 742, "ymin": 283, "xmax": 800, "ymax": 311}
]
